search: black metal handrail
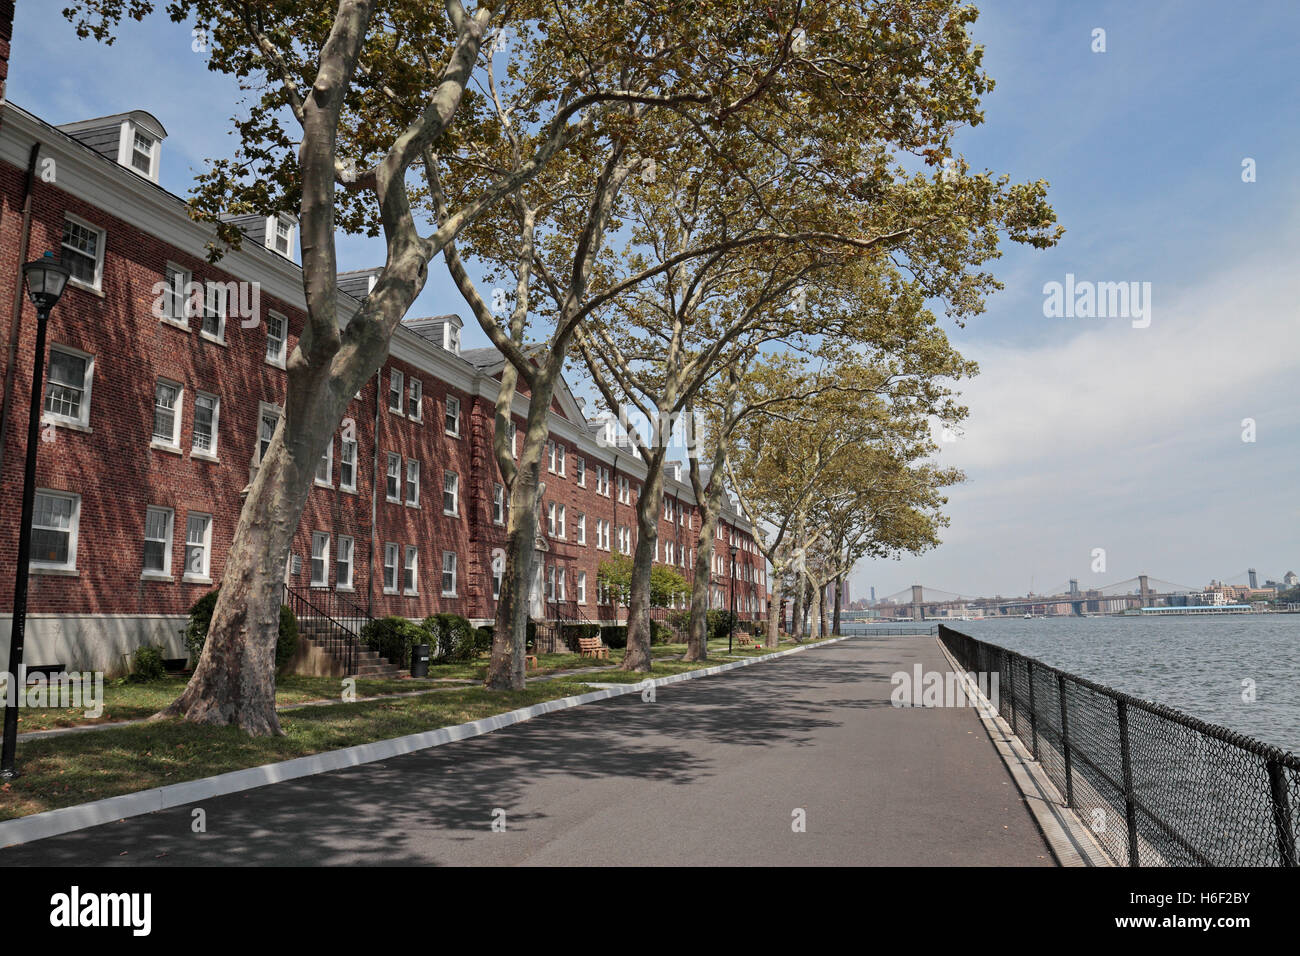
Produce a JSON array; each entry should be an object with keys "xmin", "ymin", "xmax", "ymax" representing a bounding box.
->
[
  {"xmin": 938, "ymin": 624, "xmax": 1300, "ymax": 867},
  {"xmin": 283, "ymin": 583, "xmax": 368, "ymax": 675}
]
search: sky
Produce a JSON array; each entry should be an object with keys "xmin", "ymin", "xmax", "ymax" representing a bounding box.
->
[{"xmin": 7, "ymin": 1, "xmax": 1298, "ymax": 601}]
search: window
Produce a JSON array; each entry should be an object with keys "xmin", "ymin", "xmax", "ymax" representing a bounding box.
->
[
  {"xmin": 617, "ymin": 476, "xmax": 629, "ymax": 504},
  {"xmin": 508, "ymin": 421, "xmax": 517, "ymax": 458},
  {"xmin": 201, "ymin": 282, "xmax": 227, "ymax": 341},
  {"xmin": 491, "ymin": 551, "xmax": 504, "ymax": 600},
  {"xmin": 383, "ymin": 543, "xmax": 399, "ymax": 593},
  {"xmin": 577, "ymin": 571, "xmax": 587, "ymax": 605},
  {"xmin": 576, "ymin": 512, "xmax": 586, "ymax": 545},
  {"xmin": 492, "ymin": 483, "xmax": 505, "ymax": 525},
  {"xmin": 443, "ymin": 471, "xmax": 459, "ymax": 516},
  {"xmin": 665, "ymin": 542, "xmax": 675, "ymax": 564},
  {"xmin": 141, "ymin": 506, "xmax": 173, "ymax": 577},
  {"xmin": 403, "ymin": 546, "xmax": 419, "ymax": 595},
  {"xmin": 184, "ymin": 512, "xmax": 212, "ymax": 581},
  {"xmin": 152, "ymin": 380, "xmax": 183, "ymax": 448},
  {"xmin": 441, "ymin": 551, "xmax": 458, "ymax": 597},
  {"xmin": 43, "ymin": 346, "xmax": 92, "ymax": 427},
  {"xmin": 274, "ymin": 217, "xmax": 293, "ymax": 255},
  {"xmin": 547, "ymin": 502, "xmax": 557, "ymax": 536},
  {"xmin": 408, "ymin": 379, "xmax": 423, "ymax": 421},
  {"xmin": 618, "ymin": 525, "xmax": 631, "ymax": 555},
  {"xmin": 575, "ymin": 456, "xmax": 585, "ymax": 487},
  {"xmin": 665, "ymin": 498, "xmax": 673, "ymax": 520},
  {"xmin": 311, "ymin": 532, "xmax": 330, "ymax": 587},
  {"xmin": 386, "ymin": 453, "xmax": 401, "ymax": 502},
  {"xmin": 161, "ymin": 263, "xmax": 190, "ymax": 326},
  {"xmin": 265, "ymin": 311, "xmax": 287, "ymax": 365},
  {"xmin": 339, "ymin": 435, "xmax": 357, "ymax": 492},
  {"xmin": 547, "ymin": 440, "xmax": 556, "ymax": 473},
  {"xmin": 337, "ymin": 536, "xmax": 354, "ymax": 589},
  {"xmin": 388, "ymin": 369, "xmax": 404, "ymax": 413},
  {"xmin": 558, "ymin": 504, "xmax": 567, "ymax": 539},
  {"xmin": 557, "ymin": 445, "xmax": 566, "ymax": 476},
  {"xmin": 31, "ymin": 490, "xmax": 79, "ymax": 571},
  {"xmin": 558, "ymin": 567, "xmax": 566, "ymax": 602},
  {"xmin": 62, "ymin": 215, "xmax": 103, "ymax": 289},
  {"xmin": 406, "ymin": 459, "xmax": 420, "ymax": 506},
  {"xmin": 257, "ymin": 404, "xmax": 280, "ymax": 464},
  {"xmin": 130, "ymin": 130, "xmax": 154, "ymax": 174},
  {"xmin": 316, "ymin": 438, "xmax": 332, "ymax": 486},
  {"xmin": 546, "ymin": 564, "xmax": 555, "ymax": 601},
  {"xmin": 192, "ymin": 392, "xmax": 219, "ymax": 457},
  {"xmin": 445, "ymin": 396, "xmax": 460, "ymax": 436}
]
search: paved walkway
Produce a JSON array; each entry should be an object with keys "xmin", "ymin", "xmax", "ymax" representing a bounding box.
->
[{"xmin": 0, "ymin": 635, "xmax": 1053, "ymax": 866}]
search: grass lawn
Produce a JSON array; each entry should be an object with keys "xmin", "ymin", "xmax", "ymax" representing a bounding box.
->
[
  {"xmin": 0, "ymin": 673, "xmax": 467, "ymax": 735},
  {"xmin": 0, "ymin": 680, "xmax": 598, "ymax": 822}
]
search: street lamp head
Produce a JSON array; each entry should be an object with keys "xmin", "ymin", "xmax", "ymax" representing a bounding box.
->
[
  {"xmin": 22, "ymin": 252, "xmax": 71, "ymax": 313},
  {"xmin": 729, "ymin": 544, "xmax": 738, "ymax": 561}
]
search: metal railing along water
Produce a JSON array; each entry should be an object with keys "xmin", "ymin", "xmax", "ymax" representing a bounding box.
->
[{"xmin": 938, "ymin": 624, "xmax": 1300, "ymax": 867}]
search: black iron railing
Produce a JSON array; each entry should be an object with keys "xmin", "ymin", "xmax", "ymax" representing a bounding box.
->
[
  {"xmin": 282, "ymin": 583, "xmax": 371, "ymax": 675},
  {"xmin": 938, "ymin": 624, "xmax": 1300, "ymax": 867}
]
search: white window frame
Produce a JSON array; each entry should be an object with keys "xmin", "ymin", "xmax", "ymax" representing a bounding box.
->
[
  {"xmin": 191, "ymin": 390, "xmax": 220, "ymax": 460},
  {"xmin": 558, "ymin": 504, "xmax": 566, "ymax": 539},
  {"xmin": 577, "ymin": 570, "xmax": 587, "ymax": 605},
  {"xmin": 406, "ymin": 458, "xmax": 421, "ymax": 507},
  {"xmin": 311, "ymin": 532, "xmax": 330, "ymax": 587},
  {"xmin": 576, "ymin": 512, "xmax": 586, "ymax": 546},
  {"xmin": 547, "ymin": 439, "xmax": 556, "ymax": 474},
  {"xmin": 337, "ymin": 535, "xmax": 355, "ymax": 590},
  {"xmin": 183, "ymin": 512, "xmax": 213, "ymax": 583},
  {"xmin": 339, "ymin": 434, "xmax": 358, "ymax": 492},
  {"xmin": 408, "ymin": 378, "xmax": 423, "ymax": 421},
  {"xmin": 445, "ymin": 395, "xmax": 460, "ymax": 436},
  {"xmin": 200, "ymin": 281, "xmax": 228, "ymax": 343},
  {"xmin": 42, "ymin": 344, "xmax": 94, "ymax": 430},
  {"xmin": 557, "ymin": 444, "xmax": 566, "ymax": 477},
  {"xmin": 492, "ymin": 483, "xmax": 505, "ymax": 525},
  {"xmin": 141, "ymin": 505, "xmax": 174, "ymax": 579},
  {"xmin": 386, "ymin": 452, "xmax": 402, "ymax": 502},
  {"xmin": 403, "ymin": 546, "xmax": 419, "ymax": 595},
  {"xmin": 547, "ymin": 502, "xmax": 557, "ymax": 536},
  {"xmin": 267, "ymin": 214, "xmax": 295, "ymax": 257},
  {"xmin": 383, "ymin": 543, "xmax": 399, "ymax": 594},
  {"xmin": 491, "ymin": 551, "xmax": 504, "ymax": 600},
  {"xmin": 315, "ymin": 438, "xmax": 333, "ymax": 486},
  {"xmin": 443, "ymin": 470, "xmax": 459, "ymax": 516},
  {"xmin": 160, "ymin": 261, "xmax": 191, "ymax": 328},
  {"xmin": 31, "ymin": 489, "xmax": 80, "ymax": 573},
  {"xmin": 256, "ymin": 402, "xmax": 281, "ymax": 466},
  {"xmin": 575, "ymin": 456, "xmax": 585, "ymax": 487},
  {"xmin": 151, "ymin": 378, "xmax": 184, "ymax": 451},
  {"xmin": 509, "ymin": 421, "xmax": 518, "ymax": 459},
  {"xmin": 265, "ymin": 310, "xmax": 288, "ymax": 367},
  {"xmin": 388, "ymin": 368, "xmax": 404, "ymax": 414},
  {"xmin": 441, "ymin": 551, "xmax": 458, "ymax": 597},
  {"xmin": 62, "ymin": 213, "xmax": 105, "ymax": 292}
]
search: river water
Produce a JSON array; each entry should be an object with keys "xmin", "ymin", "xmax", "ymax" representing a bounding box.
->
[{"xmin": 933, "ymin": 615, "xmax": 1300, "ymax": 753}]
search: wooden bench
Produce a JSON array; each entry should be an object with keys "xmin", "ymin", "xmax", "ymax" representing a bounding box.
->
[
  {"xmin": 578, "ymin": 637, "xmax": 610, "ymax": 660},
  {"xmin": 736, "ymin": 633, "xmax": 754, "ymax": 647},
  {"xmin": 525, "ymin": 654, "xmax": 539, "ymax": 669}
]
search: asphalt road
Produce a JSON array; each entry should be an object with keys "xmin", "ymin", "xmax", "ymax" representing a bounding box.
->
[{"xmin": 0, "ymin": 635, "xmax": 1053, "ymax": 866}]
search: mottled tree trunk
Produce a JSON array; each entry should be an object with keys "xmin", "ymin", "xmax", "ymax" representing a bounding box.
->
[
  {"xmin": 766, "ymin": 575, "xmax": 783, "ymax": 646},
  {"xmin": 832, "ymin": 573, "xmax": 843, "ymax": 635},
  {"xmin": 622, "ymin": 464, "xmax": 664, "ymax": 672}
]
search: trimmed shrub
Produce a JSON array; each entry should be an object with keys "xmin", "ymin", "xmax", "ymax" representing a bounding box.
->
[
  {"xmin": 129, "ymin": 644, "xmax": 167, "ymax": 682},
  {"xmin": 651, "ymin": 621, "xmax": 674, "ymax": 645},
  {"xmin": 423, "ymin": 613, "xmax": 478, "ymax": 663},
  {"xmin": 361, "ymin": 616, "xmax": 425, "ymax": 669},
  {"xmin": 601, "ymin": 625, "xmax": 628, "ymax": 649},
  {"xmin": 706, "ymin": 610, "xmax": 739, "ymax": 640},
  {"xmin": 185, "ymin": 588, "xmax": 299, "ymax": 673}
]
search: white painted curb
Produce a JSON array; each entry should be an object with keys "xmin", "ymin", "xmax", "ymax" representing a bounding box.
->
[{"xmin": 0, "ymin": 636, "xmax": 851, "ymax": 848}]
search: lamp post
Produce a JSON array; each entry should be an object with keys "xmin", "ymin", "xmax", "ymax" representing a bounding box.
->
[
  {"xmin": 728, "ymin": 543, "xmax": 738, "ymax": 654},
  {"xmin": 2, "ymin": 253, "xmax": 71, "ymax": 779}
]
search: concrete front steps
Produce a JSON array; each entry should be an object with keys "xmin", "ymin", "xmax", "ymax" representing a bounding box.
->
[{"xmin": 293, "ymin": 619, "xmax": 403, "ymax": 679}]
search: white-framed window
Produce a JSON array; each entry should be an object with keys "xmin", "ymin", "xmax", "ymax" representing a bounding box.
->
[
  {"xmin": 665, "ymin": 498, "xmax": 673, "ymax": 520},
  {"xmin": 386, "ymin": 453, "xmax": 402, "ymax": 502},
  {"xmin": 617, "ymin": 476, "xmax": 629, "ymax": 504},
  {"xmin": 557, "ymin": 444, "xmax": 566, "ymax": 476},
  {"xmin": 576, "ymin": 512, "xmax": 586, "ymax": 545},
  {"xmin": 339, "ymin": 434, "xmax": 357, "ymax": 492},
  {"xmin": 192, "ymin": 391, "xmax": 219, "ymax": 458},
  {"xmin": 257, "ymin": 403, "xmax": 280, "ymax": 465},
  {"xmin": 142, "ymin": 505, "xmax": 174, "ymax": 577},
  {"xmin": 265, "ymin": 311, "xmax": 287, "ymax": 366},
  {"xmin": 577, "ymin": 570, "xmax": 587, "ymax": 605},
  {"xmin": 152, "ymin": 379, "xmax": 183, "ymax": 449},
  {"xmin": 547, "ymin": 502, "xmax": 557, "ymax": 536},
  {"xmin": 43, "ymin": 345, "xmax": 93, "ymax": 428},
  {"xmin": 666, "ymin": 541, "xmax": 675, "ymax": 565},
  {"xmin": 130, "ymin": 129, "xmax": 155, "ymax": 174},
  {"xmin": 62, "ymin": 214, "xmax": 104, "ymax": 290},
  {"xmin": 383, "ymin": 543, "xmax": 399, "ymax": 593},
  {"xmin": 183, "ymin": 512, "xmax": 212, "ymax": 582},
  {"xmin": 268, "ymin": 214, "xmax": 295, "ymax": 257},
  {"xmin": 618, "ymin": 525, "xmax": 631, "ymax": 555},
  {"xmin": 201, "ymin": 281, "xmax": 227, "ymax": 342},
  {"xmin": 160, "ymin": 262, "xmax": 190, "ymax": 326},
  {"xmin": 31, "ymin": 489, "xmax": 80, "ymax": 572},
  {"xmin": 403, "ymin": 546, "xmax": 419, "ymax": 595},
  {"xmin": 493, "ymin": 483, "xmax": 505, "ymax": 525},
  {"xmin": 443, "ymin": 470, "xmax": 459, "ymax": 516},
  {"xmin": 408, "ymin": 378, "xmax": 423, "ymax": 421},
  {"xmin": 406, "ymin": 459, "xmax": 420, "ymax": 506},
  {"xmin": 546, "ymin": 564, "xmax": 555, "ymax": 601},
  {"xmin": 558, "ymin": 567, "xmax": 567, "ymax": 601},
  {"xmin": 491, "ymin": 551, "xmax": 504, "ymax": 600},
  {"xmin": 508, "ymin": 421, "xmax": 518, "ymax": 458},
  {"xmin": 315, "ymin": 438, "xmax": 332, "ymax": 486},
  {"xmin": 547, "ymin": 439, "xmax": 556, "ymax": 473},
  {"xmin": 558, "ymin": 504, "xmax": 567, "ymax": 539},
  {"xmin": 441, "ymin": 551, "xmax": 458, "ymax": 597},
  {"xmin": 445, "ymin": 395, "xmax": 460, "ymax": 436},
  {"xmin": 337, "ymin": 535, "xmax": 354, "ymax": 590},
  {"xmin": 388, "ymin": 369, "xmax": 404, "ymax": 413},
  {"xmin": 311, "ymin": 532, "xmax": 330, "ymax": 587},
  {"xmin": 575, "ymin": 456, "xmax": 585, "ymax": 487}
]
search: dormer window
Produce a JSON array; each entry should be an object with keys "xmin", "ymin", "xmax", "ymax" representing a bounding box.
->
[
  {"xmin": 131, "ymin": 131, "xmax": 154, "ymax": 174},
  {"xmin": 265, "ymin": 214, "xmax": 297, "ymax": 259}
]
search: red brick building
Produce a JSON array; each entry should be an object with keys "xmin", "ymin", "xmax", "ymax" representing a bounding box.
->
[{"xmin": 0, "ymin": 91, "xmax": 766, "ymax": 674}]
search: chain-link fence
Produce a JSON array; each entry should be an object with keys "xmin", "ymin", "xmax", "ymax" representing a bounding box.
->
[{"xmin": 938, "ymin": 624, "xmax": 1299, "ymax": 867}]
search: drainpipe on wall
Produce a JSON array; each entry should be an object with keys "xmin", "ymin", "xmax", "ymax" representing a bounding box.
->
[{"xmin": 0, "ymin": 142, "xmax": 42, "ymax": 481}]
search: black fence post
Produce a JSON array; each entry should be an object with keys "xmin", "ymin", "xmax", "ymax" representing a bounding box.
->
[
  {"xmin": 1266, "ymin": 759, "xmax": 1297, "ymax": 867},
  {"xmin": 1027, "ymin": 659, "xmax": 1038, "ymax": 758},
  {"xmin": 1118, "ymin": 699, "xmax": 1140, "ymax": 866},
  {"xmin": 1058, "ymin": 673, "xmax": 1074, "ymax": 806},
  {"xmin": 1006, "ymin": 652, "xmax": 1017, "ymax": 733}
]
